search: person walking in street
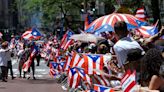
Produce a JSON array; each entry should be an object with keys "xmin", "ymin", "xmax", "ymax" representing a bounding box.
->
[
  {"xmin": 6, "ymin": 50, "xmax": 16, "ymax": 80},
  {"xmin": 0, "ymin": 41, "xmax": 11, "ymax": 82}
]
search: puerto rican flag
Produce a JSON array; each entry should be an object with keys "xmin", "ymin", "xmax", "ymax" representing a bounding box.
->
[
  {"xmin": 60, "ymin": 30, "xmax": 74, "ymax": 50},
  {"xmin": 68, "ymin": 67, "xmax": 81, "ymax": 88},
  {"xmin": 76, "ymin": 67, "xmax": 92, "ymax": 86},
  {"xmin": 93, "ymin": 84, "xmax": 114, "ymax": 92},
  {"xmin": 68, "ymin": 67, "xmax": 91, "ymax": 88},
  {"xmin": 121, "ymin": 70, "xmax": 136, "ymax": 92},
  {"xmin": 49, "ymin": 61, "xmax": 65, "ymax": 72},
  {"xmin": 136, "ymin": 21, "xmax": 158, "ymax": 38},
  {"xmin": 64, "ymin": 53, "xmax": 72, "ymax": 71},
  {"xmin": 49, "ymin": 68, "xmax": 60, "ymax": 78},
  {"xmin": 82, "ymin": 54, "xmax": 104, "ymax": 75},
  {"xmin": 22, "ymin": 48, "xmax": 37, "ymax": 72},
  {"xmin": 94, "ymin": 75, "xmax": 110, "ymax": 86},
  {"xmin": 22, "ymin": 28, "xmax": 42, "ymax": 40}
]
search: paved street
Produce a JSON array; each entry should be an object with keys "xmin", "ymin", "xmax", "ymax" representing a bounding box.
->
[{"xmin": 0, "ymin": 58, "xmax": 64, "ymax": 92}]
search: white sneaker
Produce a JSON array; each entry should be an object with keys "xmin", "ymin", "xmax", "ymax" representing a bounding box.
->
[{"xmin": 61, "ymin": 85, "xmax": 67, "ymax": 91}]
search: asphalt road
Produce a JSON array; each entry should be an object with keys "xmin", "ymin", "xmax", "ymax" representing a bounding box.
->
[{"xmin": 0, "ymin": 58, "xmax": 65, "ymax": 92}]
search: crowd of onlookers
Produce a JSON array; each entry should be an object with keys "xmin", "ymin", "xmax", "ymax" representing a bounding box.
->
[{"xmin": 0, "ymin": 21, "xmax": 163, "ymax": 91}]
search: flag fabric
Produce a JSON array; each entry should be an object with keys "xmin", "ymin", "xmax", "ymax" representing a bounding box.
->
[
  {"xmin": 121, "ymin": 70, "xmax": 136, "ymax": 92},
  {"xmin": 22, "ymin": 48, "xmax": 37, "ymax": 72},
  {"xmin": 64, "ymin": 54, "xmax": 72, "ymax": 71},
  {"xmin": 93, "ymin": 84, "xmax": 114, "ymax": 92},
  {"xmin": 49, "ymin": 68, "xmax": 60, "ymax": 78},
  {"xmin": 68, "ymin": 67, "xmax": 81, "ymax": 88},
  {"xmin": 76, "ymin": 67, "xmax": 92, "ymax": 85},
  {"xmin": 136, "ymin": 25, "xmax": 158, "ymax": 38},
  {"xmin": 22, "ymin": 28, "xmax": 42, "ymax": 40},
  {"xmin": 68, "ymin": 67, "xmax": 92, "ymax": 88},
  {"xmin": 82, "ymin": 54, "xmax": 104, "ymax": 75},
  {"xmin": 135, "ymin": 7, "xmax": 147, "ymax": 21},
  {"xmin": 85, "ymin": 13, "xmax": 147, "ymax": 33},
  {"xmin": 49, "ymin": 61, "xmax": 66, "ymax": 72},
  {"xmin": 94, "ymin": 75, "xmax": 110, "ymax": 86},
  {"xmin": 84, "ymin": 14, "xmax": 92, "ymax": 30},
  {"xmin": 94, "ymin": 24, "xmax": 114, "ymax": 35},
  {"xmin": 60, "ymin": 31, "xmax": 74, "ymax": 50},
  {"xmin": 69, "ymin": 52, "xmax": 81, "ymax": 68}
]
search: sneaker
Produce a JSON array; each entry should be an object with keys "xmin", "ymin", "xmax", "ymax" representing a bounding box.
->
[
  {"xmin": 33, "ymin": 77, "xmax": 36, "ymax": 80},
  {"xmin": 12, "ymin": 77, "xmax": 16, "ymax": 80}
]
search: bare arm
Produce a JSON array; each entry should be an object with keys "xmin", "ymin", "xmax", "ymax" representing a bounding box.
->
[
  {"xmin": 144, "ymin": 26, "xmax": 164, "ymax": 45},
  {"xmin": 149, "ymin": 75, "xmax": 162, "ymax": 90}
]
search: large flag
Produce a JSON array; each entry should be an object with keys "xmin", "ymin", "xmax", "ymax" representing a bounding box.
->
[
  {"xmin": 121, "ymin": 70, "xmax": 136, "ymax": 92},
  {"xmin": 60, "ymin": 30, "xmax": 74, "ymax": 50},
  {"xmin": 94, "ymin": 24, "xmax": 114, "ymax": 35},
  {"xmin": 22, "ymin": 28, "xmax": 42, "ymax": 40}
]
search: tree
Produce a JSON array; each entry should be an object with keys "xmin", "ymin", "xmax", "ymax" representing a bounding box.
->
[
  {"xmin": 21, "ymin": 0, "xmax": 84, "ymax": 27},
  {"xmin": 151, "ymin": 0, "xmax": 161, "ymax": 29}
]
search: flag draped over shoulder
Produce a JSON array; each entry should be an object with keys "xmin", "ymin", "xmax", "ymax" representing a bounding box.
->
[
  {"xmin": 22, "ymin": 28, "xmax": 42, "ymax": 40},
  {"xmin": 22, "ymin": 47, "xmax": 37, "ymax": 72}
]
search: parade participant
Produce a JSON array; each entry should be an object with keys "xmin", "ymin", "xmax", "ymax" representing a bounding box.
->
[
  {"xmin": 19, "ymin": 45, "xmax": 30, "ymax": 78},
  {"xmin": 27, "ymin": 42, "xmax": 37, "ymax": 80},
  {"xmin": 6, "ymin": 43, "xmax": 16, "ymax": 80},
  {"xmin": 36, "ymin": 43, "xmax": 41, "ymax": 66},
  {"xmin": 0, "ymin": 41, "xmax": 10, "ymax": 82},
  {"xmin": 113, "ymin": 21, "xmax": 143, "ymax": 68}
]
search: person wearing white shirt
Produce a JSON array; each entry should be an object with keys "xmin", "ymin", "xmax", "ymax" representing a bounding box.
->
[
  {"xmin": 0, "ymin": 41, "xmax": 10, "ymax": 82},
  {"xmin": 113, "ymin": 21, "xmax": 143, "ymax": 68}
]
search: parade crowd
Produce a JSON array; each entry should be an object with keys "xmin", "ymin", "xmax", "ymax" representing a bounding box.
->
[{"xmin": 0, "ymin": 21, "xmax": 164, "ymax": 92}]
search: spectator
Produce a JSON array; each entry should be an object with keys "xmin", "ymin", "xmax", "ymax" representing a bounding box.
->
[
  {"xmin": 0, "ymin": 41, "xmax": 10, "ymax": 82},
  {"xmin": 141, "ymin": 48, "xmax": 164, "ymax": 91},
  {"xmin": 113, "ymin": 21, "xmax": 143, "ymax": 68}
]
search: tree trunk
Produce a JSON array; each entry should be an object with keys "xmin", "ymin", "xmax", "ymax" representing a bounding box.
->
[{"xmin": 151, "ymin": 0, "xmax": 161, "ymax": 29}]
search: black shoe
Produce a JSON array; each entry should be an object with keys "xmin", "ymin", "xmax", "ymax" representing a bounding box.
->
[
  {"xmin": 27, "ymin": 77, "xmax": 30, "ymax": 80},
  {"xmin": 33, "ymin": 77, "xmax": 36, "ymax": 80},
  {"xmin": 12, "ymin": 77, "xmax": 16, "ymax": 80},
  {"xmin": 23, "ymin": 76, "xmax": 26, "ymax": 78},
  {"xmin": 2, "ymin": 79, "xmax": 7, "ymax": 82},
  {"xmin": 36, "ymin": 64, "xmax": 39, "ymax": 66}
]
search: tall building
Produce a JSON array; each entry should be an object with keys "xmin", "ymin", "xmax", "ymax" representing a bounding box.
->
[
  {"xmin": 0, "ymin": 0, "xmax": 18, "ymax": 40},
  {"xmin": 0, "ymin": 0, "xmax": 18, "ymax": 29}
]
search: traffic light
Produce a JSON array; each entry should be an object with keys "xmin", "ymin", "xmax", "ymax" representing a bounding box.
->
[{"xmin": 90, "ymin": 1, "xmax": 95, "ymax": 11}]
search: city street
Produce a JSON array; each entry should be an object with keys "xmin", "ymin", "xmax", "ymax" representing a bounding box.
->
[{"xmin": 0, "ymin": 59, "xmax": 64, "ymax": 92}]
